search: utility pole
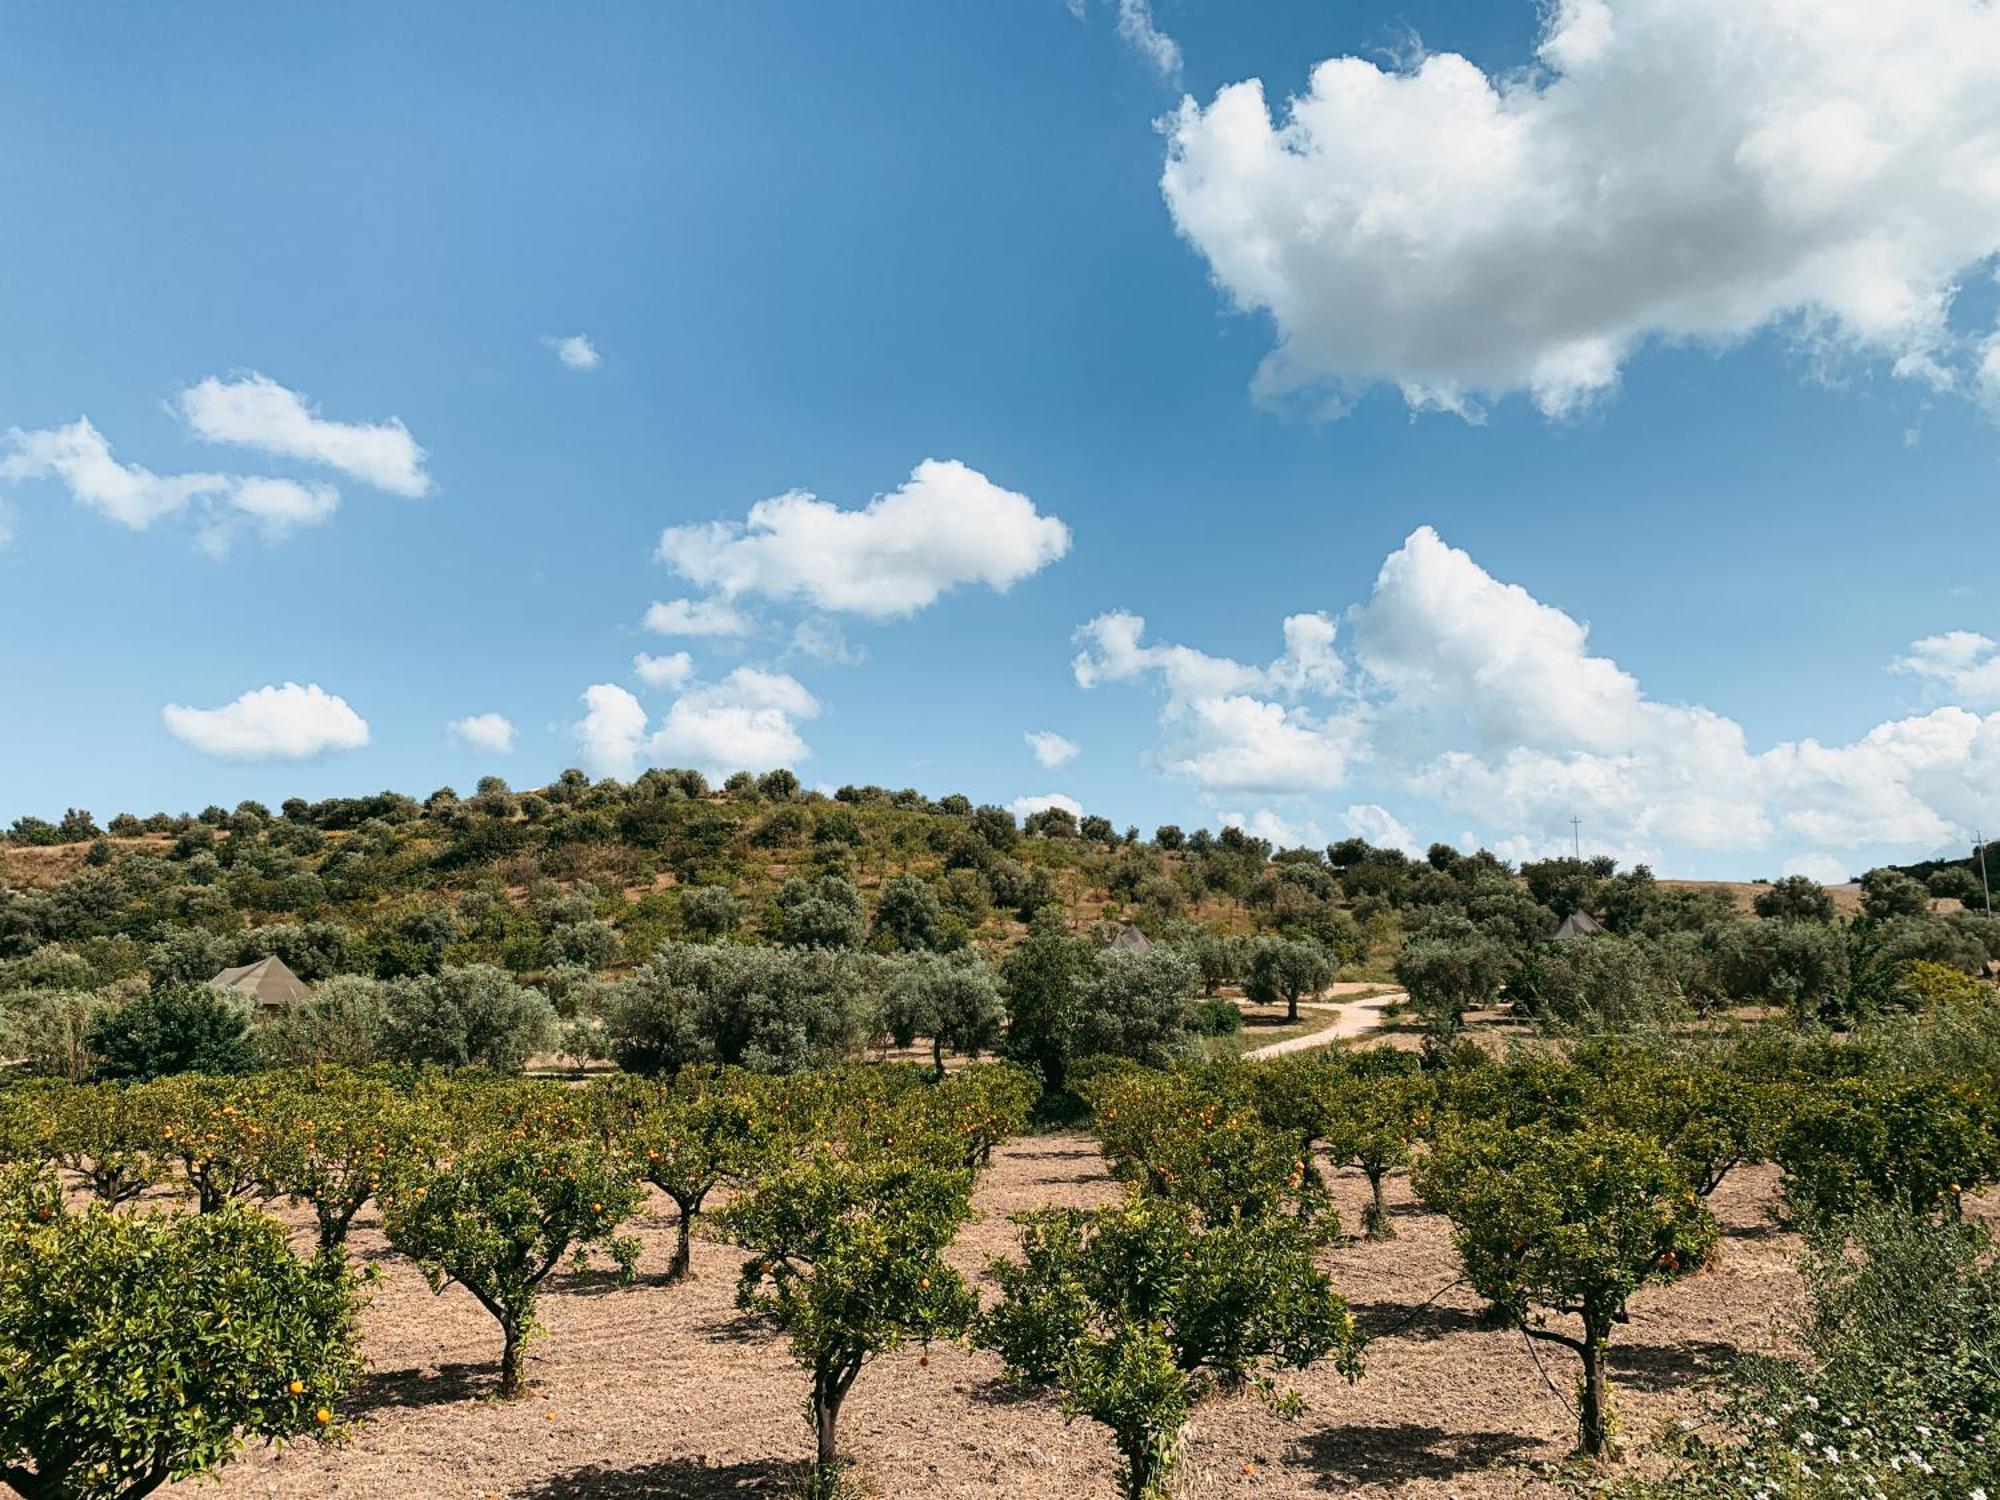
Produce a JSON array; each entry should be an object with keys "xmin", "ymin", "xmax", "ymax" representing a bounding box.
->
[
  {"xmin": 1571, "ymin": 816, "xmax": 1582, "ymax": 861},
  {"xmin": 1979, "ymin": 829, "xmax": 1993, "ymax": 917}
]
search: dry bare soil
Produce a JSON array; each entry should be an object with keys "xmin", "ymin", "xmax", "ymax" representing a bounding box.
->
[{"xmin": 166, "ymin": 1135, "xmax": 1812, "ymax": 1500}]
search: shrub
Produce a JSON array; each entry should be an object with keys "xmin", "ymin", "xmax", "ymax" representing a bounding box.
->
[
  {"xmin": 601, "ymin": 943, "xmax": 874, "ymax": 1076},
  {"xmin": 1, "ymin": 987, "xmax": 109, "ymax": 1081},
  {"xmin": 0, "ymin": 1173, "xmax": 362, "ymax": 1500},
  {"xmin": 1189, "ymin": 995, "xmax": 1242, "ymax": 1036},
  {"xmin": 89, "ymin": 985, "xmax": 256, "ymax": 1081},
  {"xmin": 981, "ymin": 1195, "xmax": 1365, "ymax": 1500},
  {"xmin": 1395, "ymin": 931, "xmax": 1510, "ymax": 1041}
]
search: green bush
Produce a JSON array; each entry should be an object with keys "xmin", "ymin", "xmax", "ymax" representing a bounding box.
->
[
  {"xmin": 89, "ymin": 985, "xmax": 256, "ymax": 1081},
  {"xmin": 0, "ymin": 1172, "xmax": 362, "ymax": 1500}
]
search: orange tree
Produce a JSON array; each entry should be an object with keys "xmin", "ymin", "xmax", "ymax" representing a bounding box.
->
[
  {"xmin": 1087, "ymin": 1068, "xmax": 1321, "ymax": 1228},
  {"xmin": 381, "ymin": 1129, "xmax": 642, "ymax": 1397},
  {"xmin": 1414, "ymin": 1122, "xmax": 1717, "ymax": 1459},
  {"xmin": 139, "ymin": 1074, "xmax": 272, "ymax": 1213},
  {"xmin": 590, "ymin": 1067, "xmax": 770, "ymax": 1282},
  {"xmin": 712, "ymin": 1137, "xmax": 978, "ymax": 1494},
  {"xmin": 913, "ymin": 1061, "xmax": 1038, "ymax": 1168},
  {"xmin": 1774, "ymin": 1072, "xmax": 1999, "ymax": 1224},
  {"xmin": 1340, "ymin": 1065, "xmax": 1431, "ymax": 1241},
  {"xmin": 1586, "ymin": 1048, "xmax": 1780, "ymax": 1203},
  {"xmin": 0, "ymin": 1167, "xmax": 362, "ymax": 1500},
  {"xmin": 981, "ymin": 1194, "xmax": 1365, "ymax": 1500},
  {"xmin": 47, "ymin": 1082, "xmax": 164, "ymax": 1207},
  {"xmin": 254, "ymin": 1068, "xmax": 424, "ymax": 1251}
]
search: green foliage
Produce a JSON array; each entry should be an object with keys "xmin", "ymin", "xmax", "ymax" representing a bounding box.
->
[
  {"xmin": 0, "ymin": 988, "xmax": 109, "ymax": 1081},
  {"xmin": 600, "ymin": 942, "xmax": 875, "ymax": 1076},
  {"xmin": 253, "ymin": 974, "xmax": 389, "ymax": 1068},
  {"xmin": 981, "ymin": 1195, "xmax": 1364, "ymax": 1500},
  {"xmin": 378, "ymin": 964, "xmax": 556, "ymax": 1072},
  {"xmin": 1707, "ymin": 917, "xmax": 1851, "ymax": 1024},
  {"xmin": 774, "ymin": 875, "xmax": 866, "ymax": 950},
  {"xmin": 1244, "ymin": 937, "xmax": 1334, "ymax": 1023},
  {"xmin": 1774, "ymin": 1073, "xmax": 1998, "ymax": 1224},
  {"xmin": 1753, "ymin": 874, "xmax": 1837, "ymax": 923},
  {"xmin": 1596, "ymin": 1209, "xmax": 2000, "ymax": 1499},
  {"xmin": 89, "ymin": 984, "xmax": 256, "ymax": 1081},
  {"xmin": 592, "ymin": 1068, "xmax": 771, "ymax": 1281},
  {"xmin": 383, "ymin": 1132, "xmax": 642, "ymax": 1396},
  {"xmin": 880, "ymin": 953, "xmax": 1005, "ymax": 1077},
  {"xmin": 254, "ymin": 1069, "xmax": 423, "ymax": 1249},
  {"xmin": 715, "ymin": 1143, "xmax": 978, "ymax": 1477},
  {"xmin": 1394, "ymin": 929, "xmax": 1511, "ymax": 1040},
  {"xmin": 870, "ymin": 872, "xmax": 959, "ymax": 952},
  {"xmin": 1188, "ymin": 995, "xmax": 1243, "ymax": 1036},
  {"xmin": 1415, "ymin": 1122, "xmax": 1718, "ymax": 1457},
  {"xmin": 0, "ymin": 1176, "xmax": 362, "ymax": 1500}
]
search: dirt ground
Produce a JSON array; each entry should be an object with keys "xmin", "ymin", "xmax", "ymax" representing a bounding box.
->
[{"xmin": 165, "ymin": 1135, "xmax": 1809, "ymax": 1500}]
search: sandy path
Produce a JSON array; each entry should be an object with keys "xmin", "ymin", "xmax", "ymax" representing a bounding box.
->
[{"xmin": 1245, "ymin": 988, "xmax": 1404, "ymax": 1059}]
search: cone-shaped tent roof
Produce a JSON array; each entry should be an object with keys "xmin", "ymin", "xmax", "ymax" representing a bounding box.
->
[
  {"xmin": 208, "ymin": 954, "xmax": 311, "ymax": 1011},
  {"xmin": 1109, "ymin": 924, "xmax": 1155, "ymax": 953},
  {"xmin": 1551, "ymin": 910, "xmax": 1605, "ymax": 941}
]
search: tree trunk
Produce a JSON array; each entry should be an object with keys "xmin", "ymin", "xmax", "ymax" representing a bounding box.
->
[
  {"xmin": 499, "ymin": 1318, "xmax": 527, "ymax": 1398},
  {"xmin": 1120, "ymin": 1421, "xmax": 1180, "ymax": 1500},
  {"xmin": 932, "ymin": 1036, "xmax": 948, "ymax": 1082},
  {"xmin": 1363, "ymin": 1168, "xmax": 1393, "ymax": 1240},
  {"xmin": 1285, "ymin": 990, "xmax": 1301, "ymax": 1024},
  {"xmin": 1577, "ymin": 1328, "xmax": 1611, "ymax": 1459},
  {"xmin": 666, "ymin": 1210, "xmax": 694, "ymax": 1283}
]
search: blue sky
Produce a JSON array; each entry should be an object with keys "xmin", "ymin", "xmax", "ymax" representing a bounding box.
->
[{"xmin": 1, "ymin": 0, "xmax": 1997, "ymax": 879}]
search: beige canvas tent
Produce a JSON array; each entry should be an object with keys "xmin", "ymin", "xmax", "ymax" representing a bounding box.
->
[
  {"xmin": 1551, "ymin": 910, "xmax": 1605, "ymax": 941},
  {"xmin": 208, "ymin": 954, "xmax": 312, "ymax": 1013},
  {"xmin": 1109, "ymin": 924, "xmax": 1155, "ymax": 954}
]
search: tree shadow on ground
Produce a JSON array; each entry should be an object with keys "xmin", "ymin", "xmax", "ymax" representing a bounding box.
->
[
  {"xmin": 1290, "ymin": 1421, "xmax": 1539, "ymax": 1488},
  {"xmin": 1607, "ymin": 1338, "xmax": 1741, "ymax": 1393},
  {"xmin": 349, "ymin": 1360, "xmax": 495, "ymax": 1413},
  {"xmin": 512, "ymin": 1457, "xmax": 799, "ymax": 1498},
  {"xmin": 1348, "ymin": 1295, "xmax": 1493, "ymax": 1342},
  {"xmin": 692, "ymin": 1310, "xmax": 772, "ymax": 1345}
]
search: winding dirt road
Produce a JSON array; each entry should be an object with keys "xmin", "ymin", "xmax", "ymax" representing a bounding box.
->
[{"xmin": 1243, "ymin": 984, "xmax": 1404, "ymax": 1060}]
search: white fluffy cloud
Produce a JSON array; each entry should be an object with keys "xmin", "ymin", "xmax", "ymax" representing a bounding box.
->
[
  {"xmin": 1222, "ymin": 807, "xmax": 1326, "ymax": 849},
  {"xmin": 1011, "ymin": 792, "xmax": 1084, "ymax": 821},
  {"xmin": 1162, "ymin": 0, "xmax": 2000, "ymax": 417},
  {"xmin": 162, "ymin": 682, "xmax": 370, "ymax": 761},
  {"xmin": 633, "ymin": 651, "xmax": 695, "ymax": 689},
  {"xmin": 647, "ymin": 667, "xmax": 819, "ymax": 778},
  {"xmin": 1073, "ymin": 608, "xmax": 1362, "ymax": 793},
  {"xmin": 574, "ymin": 683, "xmax": 649, "ymax": 777},
  {"xmin": 447, "ymin": 712, "xmax": 517, "ymax": 755},
  {"xmin": 643, "ymin": 598, "xmax": 755, "ymax": 638},
  {"xmin": 1080, "ymin": 526, "xmax": 2000, "ymax": 869},
  {"xmin": 547, "ymin": 334, "xmax": 601, "ymax": 371},
  {"xmin": 1783, "ymin": 852, "xmax": 1854, "ymax": 885},
  {"xmin": 1896, "ymin": 632, "xmax": 2000, "ymax": 708},
  {"xmin": 572, "ymin": 668, "xmax": 819, "ymax": 781},
  {"xmin": 1344, "ymin": 804, "xmax": 1420, "ymax": 857},
  {"xmin": 177, "ymin": 373, "xmax": 429, "ymax": 496},
  {"xmin": 0, "ymin": 418, "xmax": 338, "ymax": 549},
  {"xmin": 657, "ymin": 459, "xmax": 1070, "ymax": 620},
  {"xmin": 1026, "ymin": 730, "xmax": 1080, "ymax": 769}
]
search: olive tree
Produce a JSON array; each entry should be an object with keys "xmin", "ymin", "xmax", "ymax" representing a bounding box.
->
[
  {"xmin": 0, "ymin": 1174, "xmax": 362, "ymax": 1500},
  {"xmin": 600, "ymin": 943, "xmax": 874, "ymax": 1076},
  {"xmin": 1394, "ymin": 930, "xmax": 1511, "ymax": 1041},
  {"xmin": 881, "ymin": 953, "xmax": 1006, "ymax": 1079},
  {"xmin": 1244, "ymin": 937, "xmax": 1334, "ymax": 1024},
  {"xmin": 1414, "ymin": 1123, "xmax": 1718, "ymax": 1459},
  {"xmin": 378, "ymin": 964, "xmax": 557, "ymax": 1072}
]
